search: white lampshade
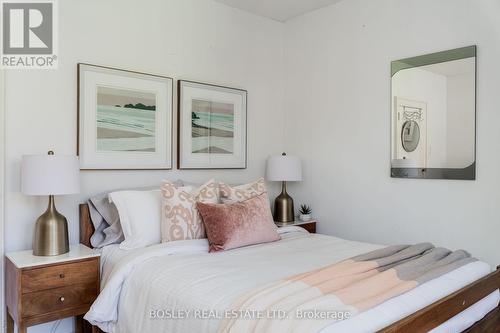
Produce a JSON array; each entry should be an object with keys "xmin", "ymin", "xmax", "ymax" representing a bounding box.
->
[
  {"xmin": 266, "ymin": 154, "xmax": 302, "ymax": 182},
  {"xmin": 22, "ymin": 153, "xmax": 80, "ymax": 196}
]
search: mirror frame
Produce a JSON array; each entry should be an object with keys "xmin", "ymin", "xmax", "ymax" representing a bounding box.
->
[{"xmin": 390, "ymin": 45, "xmax": 477, "ymax": 180}]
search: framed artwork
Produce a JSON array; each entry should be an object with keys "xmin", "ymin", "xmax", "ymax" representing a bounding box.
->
[
  {"xmin": 177, "ymin": 80, "xmax": 247, "ymax": 169},
  {"xmin": 78, "ymin": 64, "xmax": 173, "ymax": 169}
]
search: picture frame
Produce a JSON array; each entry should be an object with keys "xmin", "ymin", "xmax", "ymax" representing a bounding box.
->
[
  {"xmin": 177, "ymin": 80, "xmax": 247, "ymax": 169},
  {"xmin": 78, "ymin": 63, "xmax": 173, "ymax": 170}
]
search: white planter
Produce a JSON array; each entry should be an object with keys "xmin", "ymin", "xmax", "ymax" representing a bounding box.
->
[{"xmin": 299, "ymin": 214, "xmax": 311, "ymax": 222}]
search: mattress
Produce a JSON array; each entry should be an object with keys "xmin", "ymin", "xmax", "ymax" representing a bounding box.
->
[{"xmin": 87, "ymin": 227, "xmax": 499, "ymax": 332}]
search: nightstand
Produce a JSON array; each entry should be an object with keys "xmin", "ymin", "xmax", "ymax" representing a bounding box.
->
[
  {"xmin": 275, "ymin": 220, "xmax": 317, "ymax": 233},
  {"xmin": 5, "ymin": 244, "xmax": 100, "ymax": 333}
]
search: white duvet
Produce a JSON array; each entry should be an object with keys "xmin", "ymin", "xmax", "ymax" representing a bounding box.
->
[{"xmin": 85, "ymin": 227, "xmax": 499, "ymax": 333}]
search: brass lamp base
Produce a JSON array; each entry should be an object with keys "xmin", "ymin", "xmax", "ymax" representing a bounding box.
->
[
  {"xmin": 33, "ymin": 195, "xmax": 69, "ymax": 256},
  {"xmin": 273, "ymin": 181, "xmax": 295, "ymax": 223}
]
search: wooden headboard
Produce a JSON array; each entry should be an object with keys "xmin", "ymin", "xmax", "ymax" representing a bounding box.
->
[{"xmin": 79, "ymin": 203, "xmax": 94, "ymax": 248}]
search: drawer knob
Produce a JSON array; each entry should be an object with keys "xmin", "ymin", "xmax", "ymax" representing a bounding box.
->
[
  {"xmin": 59, "ymin": 296, "xmax": 65, "ymax": 302},
  {"xmin": 59, "ymin": 273, "xmax": 65, "ymax": 278}
]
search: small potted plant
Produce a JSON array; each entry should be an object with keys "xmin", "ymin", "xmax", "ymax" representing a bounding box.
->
[{"xmin": 299, "ymin": 204, "xmax": 312, "ymax": 222}]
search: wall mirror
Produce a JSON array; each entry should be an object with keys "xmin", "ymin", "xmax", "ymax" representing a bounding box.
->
[{"xmin": 391, "ymin": 46, "xmax": 476, "ymax": 180}]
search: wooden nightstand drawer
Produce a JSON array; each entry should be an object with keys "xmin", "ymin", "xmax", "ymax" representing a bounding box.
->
[
  {"xmin": 21, "ymin": 283, "xmax": 98, "ymax": 318},
  {"xmin": 21, "ymin": 259, "xmax": 99, "ymax": 294},
  {"xmin": 6, "ymin": 245, "xmax": 101, "ymax": 333},
  {"xmin": 21, "ymin": 258, "xmax": 99, "ymax": 293}
]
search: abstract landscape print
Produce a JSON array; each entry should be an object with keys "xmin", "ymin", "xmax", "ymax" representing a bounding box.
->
[
  {"xmin": 177, "ymin": 80, "xmax": 247, "ymax": 169},
  {"xmin": 96, "ymin": 86, "xmax": 157, "ymax": 152},
  {"xmin": 78, "ymin": 63, "xmax": 173, "ymax": 169},
  {"xmin": 191, "ymin": 99, "xmax": 234, "ymax": 154}
]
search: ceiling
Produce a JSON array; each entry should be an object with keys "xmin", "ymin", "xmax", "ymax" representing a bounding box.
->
[{"xmin": 214, "ymin": 0, "xmax": 343, "ymax": 22}]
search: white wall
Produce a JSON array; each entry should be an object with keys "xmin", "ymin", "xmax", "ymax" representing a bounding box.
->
[
  {"xmin": 4, "ymin": 0, "xmax": 285, "ymax": 331},
  {"xmin": 284, "ymin": 0, "xmax": 500, "ymax": 267}
]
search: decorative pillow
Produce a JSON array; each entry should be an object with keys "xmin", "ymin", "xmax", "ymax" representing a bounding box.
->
[
  {"xmin": 197, "ymin": 193, "xmax": 280, "ymax": 252},
  {"xmin": 161, "ymin": 179, "xmax": 218, "ymax": 242},
  {"xmin": 108, "ymin": 189, "xmax": 164, "ymax": 250},
  {"xmin": 219, "ymin": 178, "xmax": 267, "ymax": 203}
]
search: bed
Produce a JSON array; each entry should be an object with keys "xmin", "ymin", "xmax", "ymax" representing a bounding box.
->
[{"xmin": 78, "ymin": 204, "xmax": 500, "ymax": 333}]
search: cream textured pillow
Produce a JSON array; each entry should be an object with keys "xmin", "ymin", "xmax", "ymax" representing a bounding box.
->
[
  {"xmin": 219, "ymin": 178, "xmax": 267, "ymax": 203},
  {"xmin": 160, "ymin": 179, "xmax": 218, "ymax": 242}
]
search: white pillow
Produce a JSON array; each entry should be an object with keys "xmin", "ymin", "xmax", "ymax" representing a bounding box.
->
[
  {"xmin": 109, "ymin": 186, "xmax": 195, "ymax": 250},
  {"xmin": 107, "ymin": 190, "xmax": 160, "ymax": 250}
]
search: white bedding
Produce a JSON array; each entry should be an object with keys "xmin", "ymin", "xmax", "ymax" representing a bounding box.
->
[{"xmin": 86, "ymin": 227, "xmax": 499, "ymax": 333}]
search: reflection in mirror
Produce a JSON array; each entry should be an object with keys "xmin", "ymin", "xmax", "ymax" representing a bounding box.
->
[
  {"xmin": 401, "ymin": 121, "xmax": 420, "ymax": 152},
  {"xmin": 390, "ymin": 46, "xmax": 476, "ymax": 180}
]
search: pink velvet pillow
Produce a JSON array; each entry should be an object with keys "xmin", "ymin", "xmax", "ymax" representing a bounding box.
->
[{"xmin": 197, "ymin": 193, "xmax": 280, "ymax": 252}]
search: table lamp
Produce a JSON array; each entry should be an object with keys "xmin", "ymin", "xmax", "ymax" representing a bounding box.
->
[
  {"xmin": 266, "ymin": 153, "xmax": 302, "ymax": 223},
  {"xmin": 22, "ymin": 151, "xmax": 80, "ymax": 256}
]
